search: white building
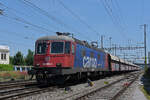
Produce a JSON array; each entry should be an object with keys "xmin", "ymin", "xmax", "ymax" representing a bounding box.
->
[{"xmin": 0, "ymin": 45, "xmax": 9, "ymax": 64}]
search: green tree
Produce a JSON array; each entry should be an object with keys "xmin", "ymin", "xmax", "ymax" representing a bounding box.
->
[
  {"xmin": 9, "ymin": 56, "xmax": 14, "ymax": 65},
  {"xmin": 25, "ymin": 49, "xmax": 34, "ymax": 66},
  {"xmin": 13, "ymin": 51, "xmax": 25, "ymax": 65}
]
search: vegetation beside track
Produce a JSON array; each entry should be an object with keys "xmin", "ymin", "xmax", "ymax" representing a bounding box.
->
[
  {"xmin": 140, "ymin": 86, "xmax": 150, "ymax": 100},
  {"xmin": 0, "ymin": 64, "xmax": 13, "ymax": 71},
  {"xmin": 0, "ymin": 71, "xmax": 29, "ymax": 82},
  {"xmin": 140, "ymin": 67, "xmax": 150, "ymax": 100},
  {"xmin": 143, "ymin": 66, "xmax": 150, "ymax": 78}
]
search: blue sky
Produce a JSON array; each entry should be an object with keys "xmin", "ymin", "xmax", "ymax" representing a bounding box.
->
[{"xmin": 0, "ymin": 0, "xmax": 149, "ymax": 63}]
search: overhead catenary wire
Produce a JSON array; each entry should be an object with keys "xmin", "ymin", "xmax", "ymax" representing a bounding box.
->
[
  {"xmin": 0, "ymin": 30, "xmax": 34, "ymax": 47},
  {"xmin": 99, "ymin": 0, "xmax": 119, "ymax": 30},
  {"xmin": 1, "ymin": 4, "xmax": 54, "ymax": 32},
  {"xmin": 0, "ymin": 39, "xmax": 33, "ymax": 47},
  {"xmin": 99, "ymin": 0, "xmax": 136, "ymax": 42},
  {"xmin": 0, "ymin": 29, "xmax": 35, "ymax": 40},
  {"xmin": 0, "ymin": 2, "xmax": 61, "ymax": 32},
  {"xmin": 19, "ymin": 0, "xmax": 93, "ymax": 42},
  {"xmin": 57, "ymin": 0, "xmax": 100, "ymax": 36},
  {"xmin": 19, "ymin": 0, "xmax": 77, "ymax": 33},
  {"xmin": 0, "ymin": 2, "xmax": 56, "ymax": 35},
  {"xmin": 5, "ymin": 14, "xmax": 54, "ymax": 33},
  {"xmin": 110, "ymin": 0, "xmax": 127, "ymax": 29},
  {"xmin": 2, "ymin": 12, "xmax": 55, "ymax": 33},
  {"xmin": 0, "ymin": 14, "xmax": 53, "ymax": 37},
  {"xmin": 0, "ymin": 0, "xmax": 93, "ymax": 43},
  {"xmin": 140, "ymin": 0, "xmax": 145, "ymax": 24},
  {"xmin": 99, "ymin": 0, "xmax": 127, "ymax": 41},
  {"xmin": 0, "ymin": 39, "xmax": 33, "ymax": 56},
  {"xmin": 103, "ymin": 0, "xmax": 125, "ymax": 32},
  {"xmin": 106, "ymin": 0, "xmax": 139, "ymax": 43},
  {"xmin": 0, "ymin": 13, "xmax": 55, "ymax": 35},
  {"xmin": 98, "ymin": 0, "xmax": 142, "ymax": 61}
]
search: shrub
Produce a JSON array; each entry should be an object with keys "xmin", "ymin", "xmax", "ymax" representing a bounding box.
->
[
  {"xmin": 0, "ymin": 71, "xmax": 28, "ymax": 80},
  {"xmin": 143, "ymin": 67, "xmax": 150, "ymax": 78},
  {"xmin": 3, "ymin": 72, "xmax": 11, "ymax": 79},
  {"xmin": 0, "ymin": 64, "xmax": 13, "ymax": 71}
]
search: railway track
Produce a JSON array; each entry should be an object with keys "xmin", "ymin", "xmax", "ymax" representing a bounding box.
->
[
  {"xmin": 61, "ymin": 71, "xmax": 140, "ymax": 100},
  {"xmin": 0, "ymin": 72, "xmax": 140, "ymax": 100},
  {"xmin": 0, "ymin": 79, "xmax": 48, "ymax": 100},
  {"xmin": 0, "ymin": 80, "xmax": 36, "ymax": 90},
  {"xmin": 110, "ymin": 75, "xmax": 138, "ymax": 100},
  {"xmin": 0, "ymin": 80, "xmax": 57, "ymax": 100},
  {"xmin": 0, "ymin": 86, "xmax": 55, "ymax": 100},
  {"xmin": 0, "ymin": 79, "xmax": 35, "ymax": 85}
]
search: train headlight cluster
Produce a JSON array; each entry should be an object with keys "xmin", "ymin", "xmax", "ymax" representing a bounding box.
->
[
  {"xmin": 56, "ymin": 63, "xmax": 62, "ymax": 68},
  {"xmin": 45, "ymin": 56, "xmax": 50, "ymax": 62},
  {"xmin": 36, "ymin": 64, "xmax": 40, "ymax": 67}
]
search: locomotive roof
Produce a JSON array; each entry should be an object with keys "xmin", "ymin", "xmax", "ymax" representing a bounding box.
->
[
  {"xmin": 37, "ymin": 35, "xmax": 105, "ymax": 52},
  {"xmin": 37, "ymin": 35, "xmax": 75, "ymax": 42},
  {"xmin": 109, "ymin": 54, "xmax": 119, "ymax": 61}
]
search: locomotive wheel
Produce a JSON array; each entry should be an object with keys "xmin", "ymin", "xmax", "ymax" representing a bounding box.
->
[
  {"xmin": 51, "ymin": 75, "xmax": 70, "ymax": 85},
  {"xmin": 36, "ymin": 71, "xmax": 47, "ymax": 84}
]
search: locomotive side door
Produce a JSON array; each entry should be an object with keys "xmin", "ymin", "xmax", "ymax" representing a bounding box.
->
[
  {"xmin": 64, "ymin": 41, "xmax": 75, "ymax": 67},
  {"xmin": 70, "ymin": 42, "xmax": 75, "ymax": 67}
]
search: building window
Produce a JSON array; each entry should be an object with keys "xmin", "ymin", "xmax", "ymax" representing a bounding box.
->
[
  {"xmin": 4, "ymin": 54, "xmax": 6, "ymax": 60},
  {"xmin": 1, "ymin": 54, "xmax": 3, "ymax": 60},
  {"xmin": 1, "ymin": 53, "xmax": 6, "ymax": 60}
]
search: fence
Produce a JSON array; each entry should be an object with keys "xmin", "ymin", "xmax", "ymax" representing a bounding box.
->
[{"xmin": 13, "ymin": 66, "xmax": 33, "ymax": 72}]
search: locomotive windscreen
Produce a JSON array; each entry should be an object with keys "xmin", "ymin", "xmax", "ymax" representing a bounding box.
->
[
  {"xmin": 51, "ymin": 42, "xmax": 64, "ymax": 53},
  {"xmin": 36, "ymin": 42, "xmax": 47, "ymax": 54}
]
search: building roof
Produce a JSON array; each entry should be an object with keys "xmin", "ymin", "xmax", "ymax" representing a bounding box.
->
[{"xmin": 0, "ymin": 45, "xmax": 9, "ymax": 52}]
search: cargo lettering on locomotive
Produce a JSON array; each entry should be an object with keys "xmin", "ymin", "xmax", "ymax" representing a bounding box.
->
[{"xmin": 83, "ymin": 56, "xmax": 97, "ymax": 68}]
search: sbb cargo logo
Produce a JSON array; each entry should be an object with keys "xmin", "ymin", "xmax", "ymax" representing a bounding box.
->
[{"xmin": 83, "ymin": 56, "xmax": 97, "ymax": 68}]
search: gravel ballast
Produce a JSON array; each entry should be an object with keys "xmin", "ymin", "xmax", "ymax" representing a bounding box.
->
[{"xmin": 19, "ymin": 72, "xmax": 141, "ymax": 100}]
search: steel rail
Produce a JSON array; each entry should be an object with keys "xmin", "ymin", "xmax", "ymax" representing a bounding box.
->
[
  {"xmin": 0, "ymin": 79, "xmax": 35, "ymax": 85},
  {"xmin": 110, "ymin": 73, "xmax": 140, "ymax": 100},
  {"xmin": 0, "ymin": 81, "xmax": 37, "ymax": 90},
  {"xmin": 61, "ymin": 72, "xmax": 140, "ymax": 100},
  {"xmin": 0, "ymin": 87, "xmax": 54, "ymax": 100}
]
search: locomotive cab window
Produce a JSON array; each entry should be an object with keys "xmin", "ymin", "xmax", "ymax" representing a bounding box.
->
[
  {"xmin": 72, "ymin": 44, "xmax": 75, "ymax": 54},
  {"xmin": 51, "ymin": 42, "xmax": 64, "ymax": 53},
  {"xmin": 65, "ymin": 42, "xmax": 71, "ymax": 54},
  {"xmin": 37, "ymin": 42, "xmax": 47, "ymax": 54}
]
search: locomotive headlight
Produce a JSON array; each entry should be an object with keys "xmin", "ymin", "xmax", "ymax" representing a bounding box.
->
[
  {"xmin": 56, "ymin": 63, "xmax": 62, "ymax": 68},
  {"xmin": 36, "ymin": 64, "xmax": 40, "ymax": 67},
  {"xmin": 45, "ymin": 56, "xmax": 50, "ymax": 62}
]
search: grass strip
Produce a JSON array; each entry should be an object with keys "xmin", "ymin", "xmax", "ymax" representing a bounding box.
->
[{"xmin": 140, "ymin": 86, "xmax": 150, "ymax": 100}]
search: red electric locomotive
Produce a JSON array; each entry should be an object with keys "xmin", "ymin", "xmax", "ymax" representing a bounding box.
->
[
  {"xmin": 29, "ymin": 32, "xmax": 140, "ymax": 84},
  {"xmin": 33, "ymin": 32, "xmax": 77, "ymax": 84}
]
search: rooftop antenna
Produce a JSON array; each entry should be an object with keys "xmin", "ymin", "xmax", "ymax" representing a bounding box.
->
[
  {"xmin": 56, "ymin": 32, "xmax": 73, "ymax": 37},
  {"xmin": 91, "ymin": 41, "xmax": 98, "ymax": 48}
]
